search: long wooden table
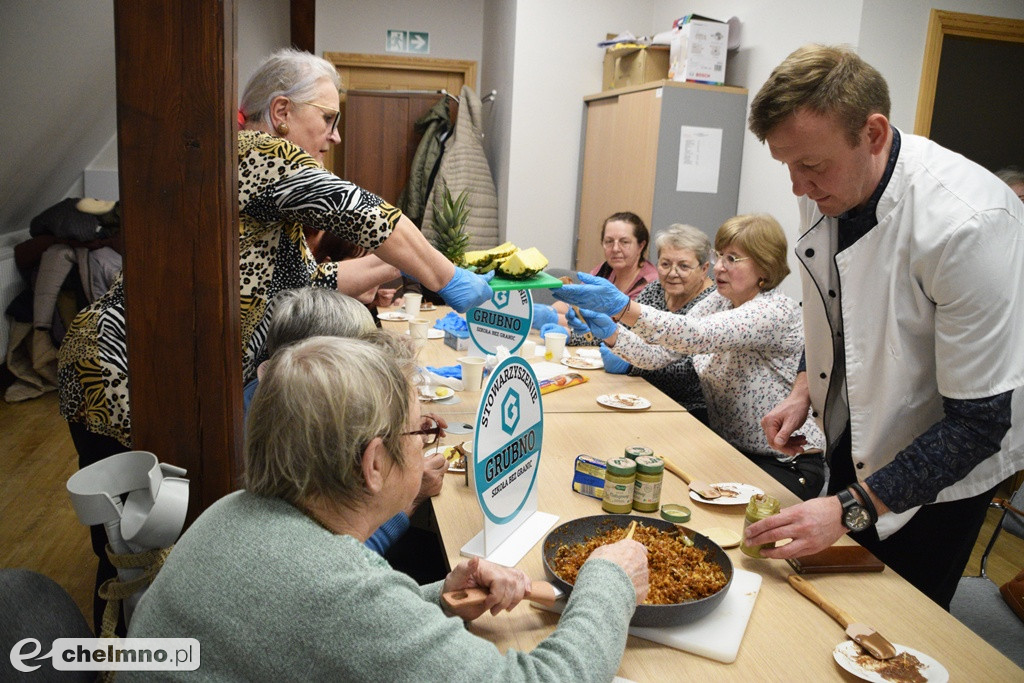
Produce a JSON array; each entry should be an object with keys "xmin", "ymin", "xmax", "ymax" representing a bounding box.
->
[
  {"xmin": 389, "ymin": 305, "xmax": 1022, "ymax": 680},
  {"xmin": 379, "ymin": 306, "xmax": 688, "ymax": 414}
]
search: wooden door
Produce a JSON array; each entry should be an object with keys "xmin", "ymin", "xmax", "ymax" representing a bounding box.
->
[
  {"xmin": 323, "ymin": 52, "xmax": 476, "ymax": 202},
  {"xmin": 914, "ymin": 10, "xmax": 1024, "ymax": 171},
  {"xmin": 343, "ymin": 91, "xmax": 450, "ymax": 205}
]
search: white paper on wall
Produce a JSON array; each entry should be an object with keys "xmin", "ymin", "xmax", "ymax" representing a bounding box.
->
[{"xmin": 676, "ymin": 126, "xmax": 722, "ymax": 194}]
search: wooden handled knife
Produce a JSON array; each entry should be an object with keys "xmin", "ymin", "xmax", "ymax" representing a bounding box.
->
[{"xmin": 788, "ymin": 574, "xmax": 897, "ymax": 660}]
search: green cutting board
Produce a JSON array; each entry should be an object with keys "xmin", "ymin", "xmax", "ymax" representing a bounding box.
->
[{"xmin": 489, "ymin": 270, "xmax": 565, "ymax": 291}]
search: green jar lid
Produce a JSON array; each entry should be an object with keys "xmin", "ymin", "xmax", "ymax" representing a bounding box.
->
[
  {"xmin": 606, "ymin": 457, "xmax": 637, "ymax": 476},
  {"xmin": 635, "ymin": 455, "xmax": 664, "ymax": 474},
  {"xmin": 624, "ymin": 445, "xmax": 653, "ymax": 460},
  {"xmin": 660, "ymin": 503, "xmax": 692, "ymax": 523}
]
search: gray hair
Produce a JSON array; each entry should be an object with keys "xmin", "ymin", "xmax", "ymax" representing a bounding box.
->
[
  {"xmin": 654, "ymin": 224, "xmax": 713, "ymax": 265},
  {"xmin": 244, "ymin": 336, "xmax": 415, "ymax": 507},
  {"xmin": 240, "ymin": 48, "xmax": 341, "ymax": 128},
  {"xmin": 264, "ymin": 288, "xmax": 375, "ymax": 357},
  {"xmin": 995, "ymin": 166, "xmax": 1024, "ymax": 187}
]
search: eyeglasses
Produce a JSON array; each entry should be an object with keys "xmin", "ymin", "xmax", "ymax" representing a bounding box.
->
[
  {"xmin": 712, "ymin": 250, "xmax": 753, "ymax": 268},
  {"xmin": 602, "ymin": 238, "xmax": 637, "ymax": 249},
  {"xmin": 297, "ymin": 100, "xmax": 341, "ymax": 133},
  {"xmin": 401, "ymin": 416, "xmax": 441, "ymax": 446},
  {"xmin": 657, "ymin": 261, "xmax": 698, "ymax": 276}
]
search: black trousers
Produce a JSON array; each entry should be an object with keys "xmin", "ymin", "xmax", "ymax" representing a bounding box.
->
[
  {"xmin": 829, "ymin": 427, "xmax": 995, "ymax": 609},
  {"xmin": 68, "ymin": 422, "xmax": 130, "ymax": 636},
  {"xmin": 750, "ymin": 453, "xmax": 826, "ymax": 501}
]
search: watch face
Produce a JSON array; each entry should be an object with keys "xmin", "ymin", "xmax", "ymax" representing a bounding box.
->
[{"xmin": 844, "ymin": 506, "xmax": 872, "ymax": 532}]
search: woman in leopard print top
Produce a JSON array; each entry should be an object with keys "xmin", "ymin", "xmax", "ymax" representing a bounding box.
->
[{"xmin": 57, "ymin": 49, "xmax": 494, "ymax": 634}]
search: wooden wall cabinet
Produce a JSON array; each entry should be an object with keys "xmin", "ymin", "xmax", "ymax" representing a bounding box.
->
[{"xmin": 575, "ymin": 81, "xmax": 748, "ymax": 270}]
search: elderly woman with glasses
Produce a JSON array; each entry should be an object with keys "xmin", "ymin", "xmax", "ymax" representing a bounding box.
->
[
  {"xmin": 240, "ymin": 288, "xmax": 449, "ymax": 563},
  {"xmin": 554, "ymin": 214, "xmax": 826, "ymax": 500},
  {"xmin": 58, "ymin": 48, "xmax": 495, "ymax": 635},
  {"xmin": 596, "ymin": 224, "xmax": 717, "ymax": 422},
  {"xmin": 125, "ymin": 336, "xmax": 649, "ymax": 680}
]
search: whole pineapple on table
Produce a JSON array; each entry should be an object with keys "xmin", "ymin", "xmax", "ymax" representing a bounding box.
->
[{"xmin": 429, "ymin": 183, "xmax": 471, "ymax": 266}]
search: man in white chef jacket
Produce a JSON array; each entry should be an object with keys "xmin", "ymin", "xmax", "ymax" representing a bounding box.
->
[{"xmin": 744, "ymin": 43, "xmax": 1024, "ymax": 608}]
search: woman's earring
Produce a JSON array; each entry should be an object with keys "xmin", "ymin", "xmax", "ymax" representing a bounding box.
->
[{"xmin": 276, "ymin": 122, "xmax": 290, "ymax": 135}]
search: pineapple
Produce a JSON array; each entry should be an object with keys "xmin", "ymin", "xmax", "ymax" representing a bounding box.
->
[
  {"xmin": 464, "ymin": 242, "xmax": 519, "ymax": 270},
  {"xmin": 429, "ymin": 183, "xmax": 471, "ymax": 266},
  {"xmin": 498, "ymin": 247, "xmax": 549, "ymax": 279}
]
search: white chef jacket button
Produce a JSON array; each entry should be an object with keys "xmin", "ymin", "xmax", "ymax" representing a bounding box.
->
[
  {"xmin": 855, "ymin": 462, "xmax": 865, "ymax": 469},
  {"xmin": 812, "ymin": 411, "xmax": 819, "ymax": 418},
  {"xmin": 805, "ymin": 248, "xmax": 815, "ymax": 257},
  {"xmin": 819, "ymin": 372, "xmax": 827, "ymax": 379},
  {"xmin": 828, "ymin": 289, "xmax": 836, "ymax": 297}
]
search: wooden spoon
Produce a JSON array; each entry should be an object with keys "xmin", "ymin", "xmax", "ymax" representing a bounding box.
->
[
  {"xmin": 661, "ymin": 457, "xmax": 721, "ymax": 500},
  {"xmin": 624, "ymin": 520, "xmax": 638, "ymax": 540},
  {"xmin": 442, "ymin": 581, "xmax": 563, "ymax": 620}
]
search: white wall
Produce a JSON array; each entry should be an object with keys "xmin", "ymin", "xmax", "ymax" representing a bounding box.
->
[
  {"xmin": 315, "ymin": 0, "xmax": 484, "ymax": 66},
  {"xmin": 504, "ymin": 0, "xmax": 661, "ymax": 269},
  {"xmin": 480, "ymin": 0, "xmax": 518, "ymax": 241}
]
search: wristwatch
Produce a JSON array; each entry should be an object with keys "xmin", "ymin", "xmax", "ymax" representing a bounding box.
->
[{"xmin": 837, "ymin": 487, "xmax": 873, "ymax": 532}]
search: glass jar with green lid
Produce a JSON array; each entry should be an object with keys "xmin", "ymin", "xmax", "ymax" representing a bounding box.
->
[
  {"xmin": 740, "ymin": 493, "xmax": 781, "ymax": 558},
  {"xmin": 624, "ymin": 445, "xmax": 653, "ymax": 461},
  {"xmin": 632, "ymin": 455, "xmax": 664, "ymax": 512},
  {"xmin": 602, "ymin": 458, "xmax": 636, "ymax": 514}
]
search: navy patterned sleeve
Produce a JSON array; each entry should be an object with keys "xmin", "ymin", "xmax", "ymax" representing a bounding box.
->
[{"xmin": 866, "ymin": 390, "xmax": 1013, "ymax": 512}]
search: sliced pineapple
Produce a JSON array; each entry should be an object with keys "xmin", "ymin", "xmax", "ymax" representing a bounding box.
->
[
  {"xmin": 498, "ymin": 247, "xmax": 549, "ymax": 279},
  {"xmin": 464, "ymin": 242, "xmax": 518, "ymax": 269}
]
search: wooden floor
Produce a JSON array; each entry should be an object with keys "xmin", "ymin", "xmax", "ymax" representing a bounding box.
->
[{"xmin": 1, "ymin": 391, "xmax": 1022, "ymax": 631}]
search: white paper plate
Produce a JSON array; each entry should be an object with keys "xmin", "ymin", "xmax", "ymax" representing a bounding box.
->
[
  {"xmin": 562, "ymin": 355, "xmax": 603, "ymax": 370},
  {"xmin": 833, "ymin": 640, "xmax": 948, "ymax": 683},
  {"xmin": 378, "ymin": 311, "xmax": 409, "ymax": 321},
  {"xmin": 404, "ymin": 328, "xmax": 444, "ymax": 339},
  {"xmin": 688, "ymin": 482, "xmax": 764, "ymax": 506},
  {"xmin": 418, "ymin": 385, "xmax": 455, "ymax": 402},
  {"xmin": 596, "ymin": 393, "xmax": 651, "ymax": 411}
]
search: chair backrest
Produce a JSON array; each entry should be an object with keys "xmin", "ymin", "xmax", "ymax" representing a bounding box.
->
[
  {"xmin": 1003, "ymin": 483, "xmax": 1024, "ymax": 539},
  {"xmin": 0, "ymin": 569, "xmax": 94, "ymax": 681}
]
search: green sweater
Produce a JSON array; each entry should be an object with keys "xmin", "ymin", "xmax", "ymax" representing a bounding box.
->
[{"xmin": 124, "ymin": 491, "xmax": 636, "ymax": 681}]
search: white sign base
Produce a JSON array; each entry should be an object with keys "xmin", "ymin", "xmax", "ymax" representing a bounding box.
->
[{"xmin": 460, "ymin": 510, "xmax": 559, "ymax": 567}]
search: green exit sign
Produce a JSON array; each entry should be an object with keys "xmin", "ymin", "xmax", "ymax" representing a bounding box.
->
[{"xmin": 386, "ymin": 30, "xmax": 430, "ymax": 55}]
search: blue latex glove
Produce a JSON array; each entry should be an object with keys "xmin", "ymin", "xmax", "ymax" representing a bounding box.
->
[
  {"xmin": 563, "ymin": 307, "xmax": 590, "ymax": 335},
  {"xmin": 539, "ymin": 323, "xmax": 570, "ymax": 339},
  {"xmin": 438, "ymin": 268, "xmax": 495, "ymax": 313},
  {"xmin": 577, "ymin": 307, "xmax": 617, "ymax": 340},
  {"xmin": 552, "ymin": 271, "xmax": 629, "ymax": 317},
  {"xmin": 532, "ymin": 304, "xmax": 559, "ymax": 330},
  {"xmin": 599, "ymin": 343, "xmax": 631, "ymax": 374}
]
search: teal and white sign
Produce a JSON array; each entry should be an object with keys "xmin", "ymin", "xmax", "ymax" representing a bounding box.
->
[
  {"xmin": 461, "ymin": 356, "xmax": 557, "ymax": 565},
  {"xmin": 467, "ymin": 289, "xmax": 532, "ymax": 356},
  {"xmin": 385, "ymin": 29, "xmax": 430, "ymax": 54}
]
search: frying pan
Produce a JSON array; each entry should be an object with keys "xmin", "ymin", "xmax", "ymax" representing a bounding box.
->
[{"xmin": 542, "ymin": 514, "xmax": 733, "ymax": 627}]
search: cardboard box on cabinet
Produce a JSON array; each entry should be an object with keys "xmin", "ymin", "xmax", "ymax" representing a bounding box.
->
[
  {"xmin": 602, "ymin": 45, "xmax": 670, "ymax": 90},
  {"xmin": 669, "ymin": 14, "xmax": 729, "ymax": 85}
]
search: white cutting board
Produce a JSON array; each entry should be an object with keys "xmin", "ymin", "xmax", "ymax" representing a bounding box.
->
[
  {"xmin": 630, "ymin": 568, "xmax": 762, "ymax": 663},
  {"xmin": 537, "ymin": 568, "xmax": 761, "ymax": 664}
]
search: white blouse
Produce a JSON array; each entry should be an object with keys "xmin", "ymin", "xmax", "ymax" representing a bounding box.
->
[{"xmin": 613, "ymin": 289, "xmax": 824, "ymax": 458}]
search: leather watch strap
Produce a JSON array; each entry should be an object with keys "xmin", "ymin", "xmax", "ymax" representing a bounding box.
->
[{"xmin": 849, "ymin": 482, "xmax": 878, "ymax": 525}]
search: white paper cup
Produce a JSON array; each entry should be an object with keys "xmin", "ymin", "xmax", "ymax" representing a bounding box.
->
[
  {"xmin": 519, "ymin": 340, "xmax": 537, "ymax": 358},
  {"xmin": 459, "ymin": 356, "xmax": 486, "ymax": 392},
  {"xmin": 409, "ymin": 317, "xmax": 430, "ymax": 340},
  {"xmin": 544, "ymin": 332, "xmax": 567, "ymax": 361},
  {"xmin": 404, "ymin": 293, "xmax": 423, "ymax": 318}
]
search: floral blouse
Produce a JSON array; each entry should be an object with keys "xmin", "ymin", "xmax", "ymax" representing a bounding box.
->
[
  {"xmin": 613, "ymin": 288, "xmax": 825, "ymax": 458},
  {"xmin": 58, "ymin": 131, "xmax": 401, "ymax": 446}
]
